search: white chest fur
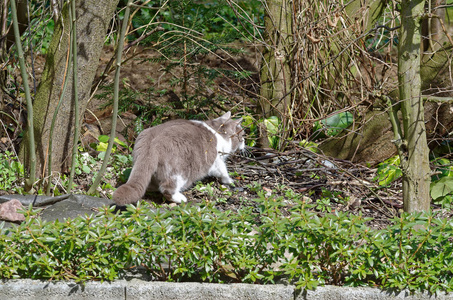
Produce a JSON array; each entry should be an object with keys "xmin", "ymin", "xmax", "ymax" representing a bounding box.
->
[
  {"xmin": 191, "ymin": 120, "xmax": 234, "ymax": 184},
  {"xmin": 192, "ymin": 121, "xmax": 232, "ymax": 159}
]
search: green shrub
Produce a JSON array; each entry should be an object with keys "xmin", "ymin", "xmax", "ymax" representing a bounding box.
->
[
  {"xmin": 0, "ymin": 151, "xmax": 24, "ymax": 193},
  {"xmin": 1, "ymin": 197, "xmax": 453, "ymax": 294},
  {"xmin": 375, "ymin": 155, "xmax": 453, "ymax": 208}
]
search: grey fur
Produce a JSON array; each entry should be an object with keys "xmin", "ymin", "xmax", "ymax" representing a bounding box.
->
[{"xmin": 113, "ymin": 112, "xmax": 245, "ymax": 205}]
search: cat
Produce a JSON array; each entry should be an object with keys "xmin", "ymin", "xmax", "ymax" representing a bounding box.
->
[{"xmin": 113, "ymin": 111, "xmax": 245, "ymax": 205}]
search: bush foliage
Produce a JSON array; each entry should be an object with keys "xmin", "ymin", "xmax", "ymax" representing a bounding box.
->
[{"xmin": 1, "ymin": 193, "xmax": 453, "ymax": 294}]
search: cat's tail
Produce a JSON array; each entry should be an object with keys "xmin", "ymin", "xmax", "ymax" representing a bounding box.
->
[{"xmin": 112, "ymin": 154, "xmax": 157, "ymax": 206}]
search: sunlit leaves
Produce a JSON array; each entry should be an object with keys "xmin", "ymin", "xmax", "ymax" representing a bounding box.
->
[{"xmin": 0, "ymin": 198, "xmax": 452, "ymax": 293}]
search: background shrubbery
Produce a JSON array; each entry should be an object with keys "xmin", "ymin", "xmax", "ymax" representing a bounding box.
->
[
  {"xmin": 1, "ymin": 194, "xmax": 453, "ymax": 294},
  {"xmin": 1, "ymin": 0, "xmax": 453, "ymax": 295}
]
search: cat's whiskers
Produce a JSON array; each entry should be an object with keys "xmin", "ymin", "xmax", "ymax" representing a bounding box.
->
[{"xmin": 240, "ymin": 146, "xmax": 253, "ymax": 157}]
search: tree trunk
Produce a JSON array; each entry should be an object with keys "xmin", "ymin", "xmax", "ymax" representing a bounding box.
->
[
  {"xmin": 259, "ymin": 0, "xmax": 292, "ymax": 119},
  {"xmin": 20, "ymin": 0, "xmax": 119, "ymax": 180},
  {"xmin": 421, "ymin": 0, "xmax": 451, "ymax": 92},
  {"xmin": 422, "ymin": 0, "xmax": 446, "ymax": 53},
  {"xmin": 398, "ymin": 0, "xmax": 431, "ymax": 212},
  {"xmin": 259, "ymin": 0, "xmax": 292, "ymax": 148}
]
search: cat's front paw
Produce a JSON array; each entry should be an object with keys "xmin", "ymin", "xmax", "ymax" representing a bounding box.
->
[
  {"xmin": 220, "ymin": 176, "xmax": 234, "ymax": 185},
  {"xmin": 171, "ymin": 192, "xmax": 187, "ymax": 203}
]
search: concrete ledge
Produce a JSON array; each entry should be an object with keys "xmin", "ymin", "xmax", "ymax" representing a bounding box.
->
[
  {"xmin": 126, "ymin": 280, "xmax": 294, "ymax": 300},
  {"xmin": 0, "ymin": 279, "xmax": 293, "ymax": 300},
  {"xmin": 301, "ymin": 285, "xmax": 451, "ymax": 300},
  {"xmin": 0, "ymin": 279, "xmax": 125, "ymax": 300},
  {"xmin": 0, "ymin": 279, "xmax": 452, "ymax": 300}
]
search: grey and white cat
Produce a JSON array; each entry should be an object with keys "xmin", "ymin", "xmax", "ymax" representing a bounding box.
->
[{"xmin": 113, "ymin": 112, "xmax": 245, "ymax": 205}]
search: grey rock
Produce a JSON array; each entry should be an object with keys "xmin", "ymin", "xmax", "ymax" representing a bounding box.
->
[
  {"xmin": 39, "ymin": 194, "xmax": 113, "ymax": 222},
  {"xmin": 1, "ymin": 277, "xmax": 453, "ymax": 299},
  {"xmin": 68, "ymin": 194, "xmax": 114, "ymax": 207},
  {"xmin": 0, "ymin": 194, "xmax": 70, "ymax": 207},
  {"xmin": 0, "ymin": 193, "xmax": 114, "ymax": 225}
]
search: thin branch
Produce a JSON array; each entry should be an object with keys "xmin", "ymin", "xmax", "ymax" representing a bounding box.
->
[
  {"xmin": 67, "ymin": 0, "xmax": 79, "ymax": 191},
  {"xmin": 423, "ymin": 95, "xmax": 453, "ymax": 102},
  {"xmin": 88, "ymin": 0, "xmax": 133, "ymax": 195},
  {"xmin": 11, "ymin": 0, "xmax": 36, "ymax": 191}
]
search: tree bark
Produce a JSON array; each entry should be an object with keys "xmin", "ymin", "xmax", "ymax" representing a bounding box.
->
[
  {"xmin": 422, "ymin": 0, "xmax": 446, "ymax": 53},
  {"xmin": 20, "ymin": 0, "xmax": 119, "ymax": 179},
  {"xmin": 260, "ymin": 0, "xmax": 292, "ymax": 119},
  {"xmin": 398, "ymin": 0, "xmax": 431, "ymax": 212},
  {"xmin": 258, "ymin": 0, "xmax": 292, "ymax": 148}
]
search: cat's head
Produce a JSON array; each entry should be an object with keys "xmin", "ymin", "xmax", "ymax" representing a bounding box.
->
[{"xmin": 209, "ymin": 112, "xmax": 245, "ymax": 152}]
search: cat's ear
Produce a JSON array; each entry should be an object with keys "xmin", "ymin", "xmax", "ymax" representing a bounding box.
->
[
  {"xmin": 234, "ymin": 118, "xmax": 243, "ymax": 126},
  {"xmin": 216, "ymin": 111, "xmax": 231, "ymax": 122}
]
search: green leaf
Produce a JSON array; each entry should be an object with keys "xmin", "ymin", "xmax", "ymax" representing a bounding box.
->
[
  {"xmin": 242, "ymin": 115, "xmax": 257, "ymax": 147},
  {"xmin": 431, "ymin": 158, "xmax": 453, "ymax": 181},
  {"xmin": 263, "ymin": 116, "xmax": 280, "ymax": 149},
  {"xmin": 96, "ymin": 142, "xmax": 108, "ymax": 152},
  {"xmin": 114, "ymin": 137, "xmax": 131, "ymax": 151},
  {"xmin": 431, "ymin": 177, "xmax": 453, "ymax": 200},
  {"xmin": 82, "ymin": 165, "xmax": 91, "ymax": 174},
  {"xmin": 98, "ymin": 135, "xmax": 109, "ymax": 143},
  {"xmin": 116, "ymin": 155, "xmax": 128, "ymax": 164},
  {"xmin": 299, "ymin": 139, "xmax": 318, "ymax": 153},
  {"xmin": 263, "ymin": 116, "xmax": 279, "ymax": 135},
  {"xmin": 376, "ymin": 155, "xmax": 402, "ymax": 186}
]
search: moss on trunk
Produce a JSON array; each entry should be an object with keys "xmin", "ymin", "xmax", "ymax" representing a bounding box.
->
[{"xmin": 20, "ymin": 0, "xmax": 119, "ymax": 180}]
